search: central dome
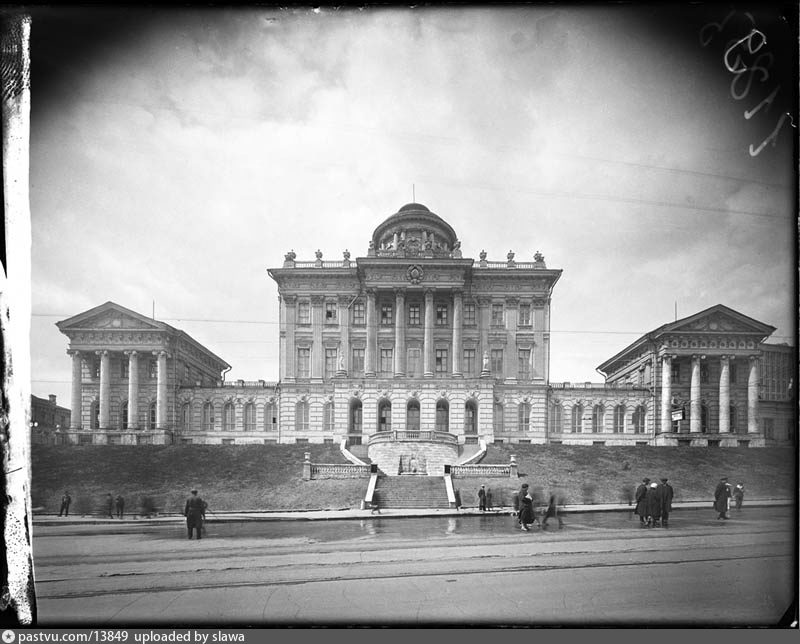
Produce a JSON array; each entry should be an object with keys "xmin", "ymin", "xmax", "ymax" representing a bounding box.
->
[{"xmin": 371, "ymin": 203, "xmax": 458, "ymax": 256}]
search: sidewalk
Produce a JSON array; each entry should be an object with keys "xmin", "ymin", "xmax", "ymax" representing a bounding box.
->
[{"xmin": 32, "ymin": 498, "xmax": 793, "ymax": 526}]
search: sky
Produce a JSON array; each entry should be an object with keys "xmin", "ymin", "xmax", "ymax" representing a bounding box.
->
[{"xmin": 25, "ymin": 3, "xmax": 797, "ymax": 407}]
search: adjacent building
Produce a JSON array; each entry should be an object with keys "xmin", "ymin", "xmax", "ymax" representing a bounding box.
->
[{"xmin": 52, "ymin": 203, "xmax": 795, "ymax": 448}]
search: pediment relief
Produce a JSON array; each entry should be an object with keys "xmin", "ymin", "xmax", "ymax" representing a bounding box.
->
[
  {"xmin": 670, "ymin": 310, "xmax": 769, "ymax": 336},
  {"xmin": 79, "ymin": 312, "xmax": 162, "ymax": 331}
]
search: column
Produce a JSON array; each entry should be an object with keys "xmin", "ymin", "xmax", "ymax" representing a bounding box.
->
[
  {"xmin": 365, "ymin": 290, "xmax": 377, "ymax": 377},
  {"xmin": 689, "ymin": 354, "xmax": 702, "ymax": 433},
  {"xmin": 125, "ymin": 350, "xmax": 139, "ymax": 430},
  {"xmin": 311, "ymin": 295, "xmax": 324, "ymax": 380},
  {"xmin": 394, "ymin": 289, "xmax": 406, "ymax": 377},
  {"xmin": 477, "ymin": 297, "xmax": 490, "ymax": 368},
  {"xmin": 719, "ymin": 355, "xmax": 731, "ymax": 433},
  {"xmin": 423, "ymin": 289, "xmax": 434, "ymax": 378},
  {"xmin": 97, "ymin": 350, "xmax": 110, "ymax": 429},
  {"xmin": 451, "ymin": 290, "xmax": 463, "ymax": 377},
  {"xmin": 337, "ymin": 296, "xmax": 350, "ymax": 376},
  {"xmin": 155, "ymin": 350, "xmax": 168, "ymax": 429},
  {"xmin": 68, "ymin": 350, "xmax": 82, "ymax": 429},
  {"xmin": 748, "ymin": 355, "xmax": 760, "ymax": 433},
  {"xmin": 660, "ymin": 354, "xmax": 672, "ymax": 434},
  {"xmin": 284, "ymin": 295, "xmax": 296, "ymax": 381}
]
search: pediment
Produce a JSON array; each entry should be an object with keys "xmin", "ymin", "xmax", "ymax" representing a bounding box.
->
[
  {"xmin": 661, "ymin": 305, "xmax": 775, "ymax": 337},
  {"xmin": 56, "ymin": 301, "xmax": 166, "ymax": 333}
]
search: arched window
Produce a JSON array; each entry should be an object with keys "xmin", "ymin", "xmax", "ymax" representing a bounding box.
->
[
  {"xmin": 436, "ymin": 400, "xmax": 449, "ymax": 432},
  {"xmin": 632, "ymin": 405, "xmax": 646, "ymax": 434},
  {"xmin": 378, "ymin": 399, "xmax": 392, "ymax": 432},
  {"xmin": 571, "ymin": 404, "xmax": 583, "ymax": 433},
  {"xmin": 202, "ymin": 402, "xmax": 213, "ymax": 431},
  {"xmin": 613, "ymin": 404, "xmax": 625, "ymax": 433},
  {"xmin": 464, "ymin": 400, "xmax": 477, "ymax": 434},
  {"xmin": 592, "ymin": 404, "xmax": 605, "ymax": 433},
  {"xmin": 550, "ymin": 403, "xmax": 563, "ymax": 434},
  {"xmin": 264, "ymin": 401, "xmax": 277, "ymax": 431},
  {"xmin": 349, "ymin": 399, "xmax": 363, "ymax": 434},
  {"xmin": 224, "ymin": 402, "xmax": 235, "ymax": 431},
  {"xmin": 731, "ymin": 404, "xmax": 740, "ymax": 434},
  {"xmin": 518, "ymin": 402, "xmax": 531, "ymax": 432},
  {"xmin": 181, "ymin": 403, "xmax": 190, "ymax": 430},
  {"xmin": 120, "ymin": 401, "xmax": 129, "ymax": 430},
  {"xmin": 295, "ymin": 401, "xmax": 309, "ymax": 432},
  {"xmin": 244, "ymin": 403, "xmax": 255, "ymax": 431},
  {"xmin": 406, "ymin": 400, "xmax": 420, "ymax": 433},
  {"xmin": 148, "ymin": 402, "xmax": 157, "ymax": 430},
  {"xmin": 323, "ymin": 401, "xmax": 334, "ymax": 432},
  {"xmin": 701, "ymin": 403, "xmax": 709, "ymax": 433},
  {"xmin": 91, "ymin": 400, "xmax": 100, "ymax": 429},
  {"xmin": 493, "ymin": 401, "xmax": 504, "ymax": 433}
]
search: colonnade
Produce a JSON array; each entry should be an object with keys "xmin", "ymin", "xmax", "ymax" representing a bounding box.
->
[{"xmin": 659, "ymin": 353, "xmax": 760, "ymax": 434}]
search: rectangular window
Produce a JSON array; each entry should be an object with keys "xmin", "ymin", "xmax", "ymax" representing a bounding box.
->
[
  {"xmin": 519, "ymin": 304, "xmax": 532, "ymax": 327},
  {"xmin": 149, "ymin": 360, "xmax": 157, "ymax": 379},
  {"xmin": 518, "ymin": 349, "xmax": 531, "ymax": 380},
  {"xmin": 519, "ymin": 404, "xmax": 530, "ymax": 431},
  {"xmin": 729, "ymin": 363, "xmax": 737, "ymax": 384},
  {"xmin": 380, "ymin": 303, "xmax": 393, "ymax": 326},
  {"xmin": 700, "ymin": 364, "xmax": 709, "ymax": 384},
  {"xmin": 408, "ymin": 303, "xmax": 421, "ymax": 326},
  {"xmin": 351, "ymin": 348, "xmax": 365, "ymax": 377},
  {"xmin": 297, "ymin": 348, "xmax": 311, "ymax": 379},
  {"xmin": 436, "ymin": 304, "xmax": 448, "ymax": 326},
  {"xmin": 221, "ymin": 438, "xmax": 235, "ymax": 445},
  {"xmin": 352, "ymin": 301, "xmax": 365, "ymax": 326},
  {"xmin": 491, "ymin": 303, "xmax": 504, "ymax": 326},
  {"xmin": 121, "ymin": 359, "xmax": 129, "ymax": 379},
  {"xmin": 490, "ymin": 349, "xmax": 503, "ymax": 375},
  {"xmin": 325, "ymin": 348, "xmax": 337, "ymax": 379},
  {"xmin": 325, "ymin": 302, "xmax": 337, "ymax": 323},
  {"xmin": 298, "ymin": 301, "xmax": 310, "ymax": 325},
  {"xmin": 463, "ymin": 348, "xmax": 476, "ymax": 376},
  {"xmin": 435, "ymin": 349, "xmax": 448, "ymax": 376},
  {"xmin": 493, "ymin": 403, "xmax": 504, "ymax": 433},
  {"xmin": 407, "ymin": 348, "xmax": 421, "ymax": 377},
  {"xmin": 380, "ymin": 348, "xmax": 393, "ymax": 376},
  {"xmin": 671, "ymin": 363, "xmax": 680, "ymax": 384},
  {"xmin": 463, "ymin": 301, "xmax": 476, "ymax": 326},
  {"xmin": 92, "ymin": 359, "xmax": 101, "ymax": 379},
  {"xmin": 295, "ymin": 438, "xmax": 309, "ymax": 444}
]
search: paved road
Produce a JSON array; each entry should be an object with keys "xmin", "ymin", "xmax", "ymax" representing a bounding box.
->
[{"xmin": 31, "ymin": 508, "xmax": 796, "ymax": 626}]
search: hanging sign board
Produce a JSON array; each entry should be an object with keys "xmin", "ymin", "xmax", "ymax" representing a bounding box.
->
[{"xmin": 671, "ymin": 408, "xmax": 685, "ymax": 421}]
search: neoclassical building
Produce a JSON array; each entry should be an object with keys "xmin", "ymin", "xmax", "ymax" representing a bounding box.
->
[{"xmin": 53, "ymin": 203, "xmax": 795, "ymax": 449}]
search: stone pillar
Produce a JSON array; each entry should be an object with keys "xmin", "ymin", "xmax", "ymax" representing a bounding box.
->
[
  {"xmin": 423, "ymin": 289, "xmax": 435, "ymax": 378},
  {"xmin": 365, "ymin": 290, "xmax": 377, "ymax": 377},
  {"xmin": 690, "ymin": 354, "xmax": 702, "ymax": 433},
  {"xmin": 284, "ymin": 295, "xmax": 297, "ymax": 381},
  {"xmin": 719, "ymin": 355, "xmax": 731, "ymax": 433},
  {"xmin": 69, "ymin": 350, "xmax": 82, "ymax": 429},
  {"xmin": 477, "ymin": 297, "xmax": 490, "ymax": 369},
  {"xmin": 337, "ymin": 295, "xmax": 350, "ymax": 376},
  {"xmin": 451, "ymin": 290, "xmax": 463, "ymax": 377},
  {"xmin": 311, "ymin": 295, "xmax": 324, "ymax": 380},
  {"xmin": 155, "ymin": 350, "xmax": 168, "ymax": 429},
  {"xmin": 125, "ymin": 350, "xmax": 139, "ymax": 430},
  {"xmin": 748, "ymin": 355, "xmax": 760, "ymax": 433},
  {"xmin": 660, "ymin": 355, "xmax": 672, "ymax": 434},
  {"xmin": 97, "ymin": 350, "xmax": 110, "ymax": 429},
  {"xmin": 394, "ymin": 289, "xmax": 406, "ymax": 377}
]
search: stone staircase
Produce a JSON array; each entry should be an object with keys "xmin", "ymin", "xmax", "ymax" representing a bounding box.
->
[
  {"xmin": 347, "ymin": 443, "xmax": 370, "ymax": 463},
  {"xmin": 373, "ymin": 475, "xmax": 450, "ymax": 509}
]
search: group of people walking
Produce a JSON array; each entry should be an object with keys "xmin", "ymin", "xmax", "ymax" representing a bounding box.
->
[
  {"xmin": 714, "ymin": 477, "xmax": 745, "ymax": 520},
  {"xmin": 105, "ymin": 493, "xmax": 125, "ymax": 519},
  {"xmin": 511, "ymin": 483, "xmax": 563, "ymax": 531},
  {"xmin": 634, "ymin": 477, "xmax": 674, "ymax": 528}
]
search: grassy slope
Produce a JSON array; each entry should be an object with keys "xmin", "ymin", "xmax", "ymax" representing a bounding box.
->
[{"xmin": 32, "ymin": 444, "xmax": 796, "ymax": 514}]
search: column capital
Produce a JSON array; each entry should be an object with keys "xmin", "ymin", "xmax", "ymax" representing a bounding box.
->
[
  {"xmin": 282, "ymin": 293, "xmax": 297, "ymax": 304},
  {"xmin": 337, "ymin": 295, "xmax": 352, "ymax": 306},
  {"xmin": 95, "ymin": 350, "xmax": 108, "ymax": 357},
  {"xmin": 123, "ymin": 350, "xmax": 138, "ymax": 357},
  {"xmin": 152, "ymin": 350, "xmax": 170, "ymax": 358},
  {"xmin": 393, "ymin": 287, "xmax": 406, "ymax": 297},
  {"xmin": 424, "ymin": 288, "xmax": 435, "ymax": 299},
  {"xmin": 310, "ymin": 294, "xmax": 325, "ymax": 306},
  {"xmin": 477, "ymin": 296, "xmax": 492, "ymax": 307},
  {"xmin": 67, "ymin": 349, "xmax": 81, "ymax": 357},
  {"xmin": 505, "ymin": 296, "xmax": 520, "ymax": 306},
  {"xmin": 749, "ymin": 354, "xmax": 760, "ymax": 363},
  {"xmin": 660, "ymin": 354, "xmax": 672, "ymax": 364}
]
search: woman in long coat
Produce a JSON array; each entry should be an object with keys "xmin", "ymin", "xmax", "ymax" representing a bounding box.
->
[
  {"xmin": 634, "ymin": 478, "xmax": 650, "ymax": 526},
  {"xmin": 714, "ymin": 477, "xmax": 731, "ymax": 519},
  {"xmin": 519, "ymin": 492, "xmax": 534, "ymax": 531}
]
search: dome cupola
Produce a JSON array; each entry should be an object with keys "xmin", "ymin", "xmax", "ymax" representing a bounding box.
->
[{"xmin": 370, "ymin": 203, "xmax": 459, "ymax": 257}]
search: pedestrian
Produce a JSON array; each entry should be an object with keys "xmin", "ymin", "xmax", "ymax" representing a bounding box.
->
[
  {"xmin": 645, "ymin": 481, "xmax": 662, "ymax": 527},
  {"xmin": 634, "ymin": 478, "xmax": 650, "ymax": 527},
  {"xmin": 478, "ymin": 485, "xmax": 487, "ymax": 511},
  {"xmin": 105, "ymin": 493, "xmax": 114, "ymax": 519},
  {"xmin": 58, "ymin": 490, "xmax": 71, "ymax": 517},
  {"xmin": 513, "ymin": 483, "xmax": 528, "ymax": 526},
  {"xmin": 486, "ymin": 487, "xmax": 493, "ymax": 511},
  {"xmin": 542, "ymin": 492, "xmax": 564, "ymax": 529},
  {"xmin": 658, "ymin": 478, "xmax": 674, "ymax": 528},
  {"xmin": 519, "ymin": 489, "xmax": 535, "ymax": 531},
  {"xmin": 733, "ymin": 483, "xmax": 745, "ymax": 510},
  {"xmin": 454, "ymin": 488, "xmax": 462, "ymax": 510},
  {"xmin": 115, "ymin": 494, "xmax": 125, "ymax": 519},
  {"xmin": 184, "ymin": 488, "xmax": 207, "ymax": 540},
  {"xmin": 714, "ymin": 476, "xmax": 731, "ymax": 520},
  {"xmin": 371, "ymin": 490, "xmax": 381, "ymax": 515}
]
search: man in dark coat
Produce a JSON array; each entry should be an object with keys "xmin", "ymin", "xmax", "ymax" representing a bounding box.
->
[
  {"xmin": 477, "ymin": 485, "xmax": 486, "ymax": 511},
  {"xmin": 542, "ymin": 491, "xmax": 563, "ymax": 530},
  {"xmin": 658, "ymin": 478, "xmax": 674, "ymax": 527},
  {"xmin": 634, "ymin": 478, "xmax": 650, "ymax": 526},
  {"xmin": 714, "ymin": 476, "xmax": 731, "ymax": 520},
  {"xmin": 184, "ymin": 489, "xmax": 207, "ymax": 540},
  {"xmin": 58, "ymin": 491, "xmax": 71, "ymax": 517},
  {"xmin": 513, "ymin": 483, "xmax": 529, "ymax": 525},
  {"xmin": 645, "ymin": 482, "xmax": 662, "ymax": 527},
  {"xmin": 106, "ymin": 493, "xmax": 114, "ymax": 519},
  {"xmin": 115, "ymin": 495, "xmax": 125, "ymax": 519}
]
